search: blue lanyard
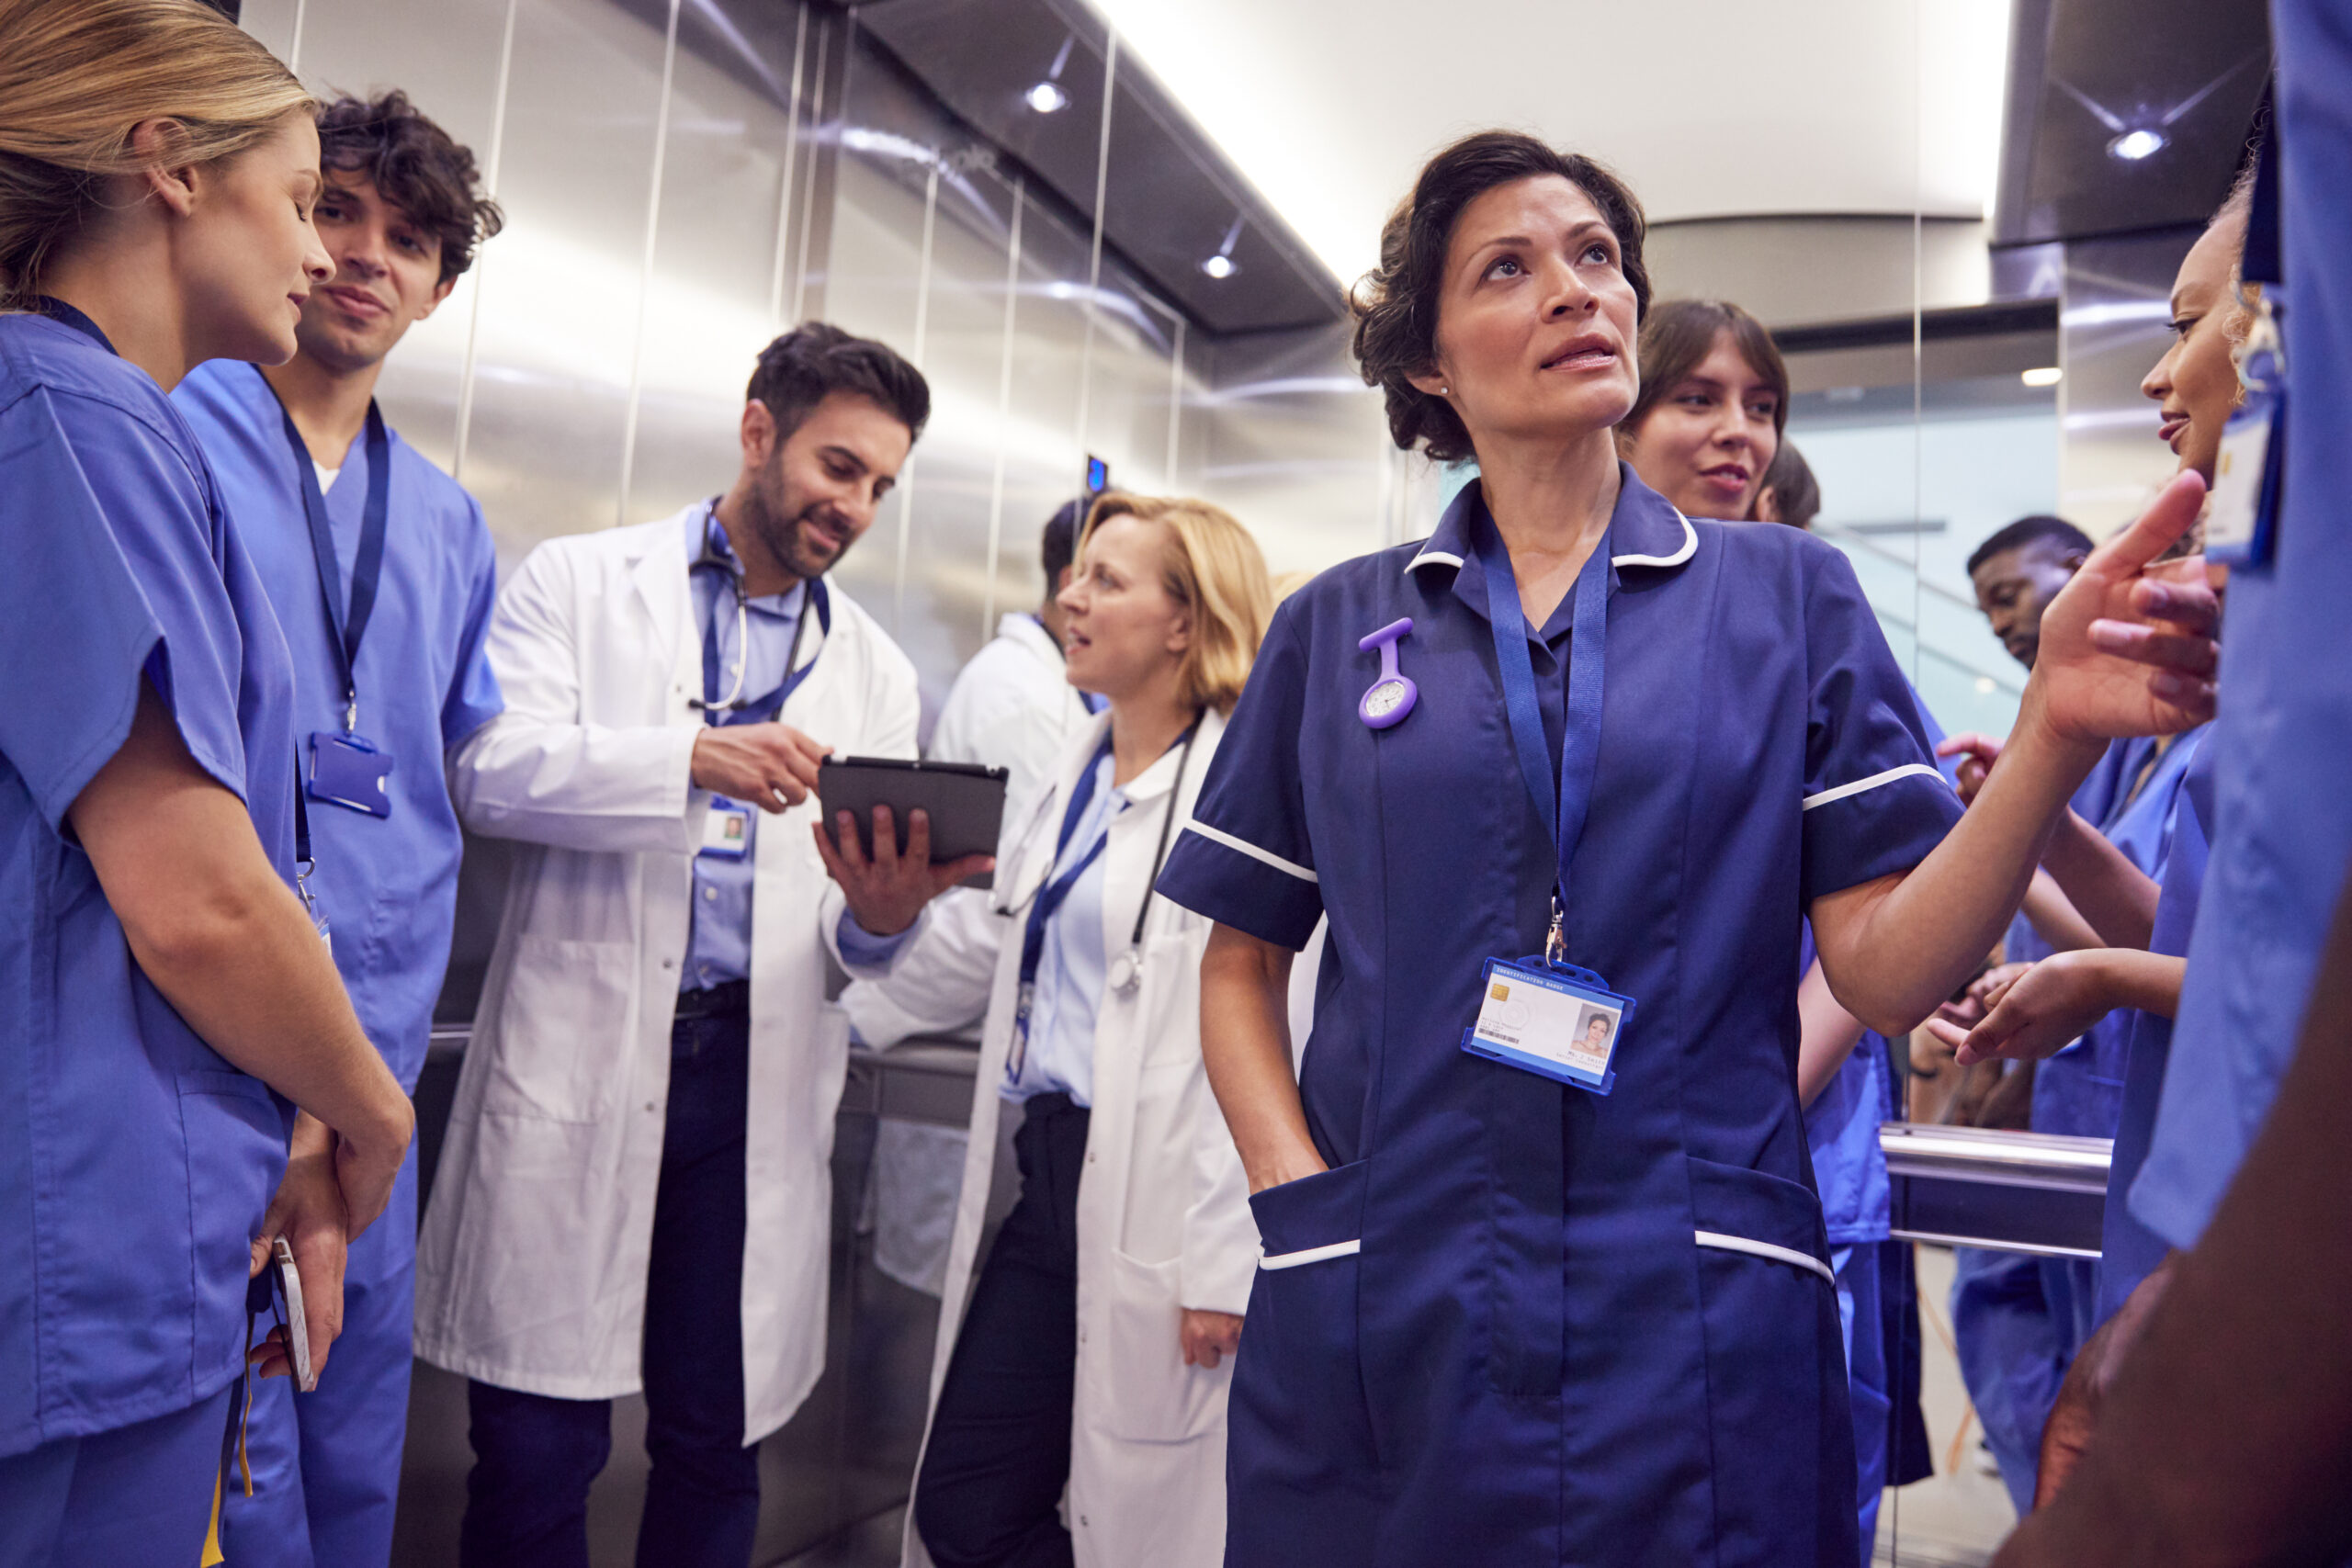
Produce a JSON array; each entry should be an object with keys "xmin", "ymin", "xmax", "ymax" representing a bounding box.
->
[
  {"xmin": 1474, "ymin": 509, "xmax": 1611, "ymax": 963},
  {"xmin": 275, "ymin": 395, "xmax": 391, "ymax": 733},
  {"xmin": 695, "ymin": 560, "xmax": 831, "ymax": 727},
  {"xmin": 1019, "ymin": 737, "xmax": 1114, "ymax": 990}
]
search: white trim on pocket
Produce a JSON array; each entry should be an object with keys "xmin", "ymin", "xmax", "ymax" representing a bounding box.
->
[
  {"xmin": 1693, "ymin": 1229, "xmax": 1836, "ymax": 1284},
  {"xmin": 1801, "ymin": 762, "xmax": 1948, "ymax": 812},
  {"xmin": 1183, "ymin": 821, "xmax": 1319, "ymax": 884},
  {"xmin": 1259, "ymin": 1238, "xmax": 1362, "ymax": 1271}
]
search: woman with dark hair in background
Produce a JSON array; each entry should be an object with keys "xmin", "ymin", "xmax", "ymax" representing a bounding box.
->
[
  {"xmin": 0, "ymin": 0, "xmax": 413, "ymax": 1556},
  {"xmin": 1156, "ymin": 129, "xmax": 2217, "ymax": 1566},
  {"xmin": 1756, "ymin": 439, "xmax": 1821, "ymax": 528},
  {"xmin": 1618, "ymin": 296, "xmax": 1789, "ymax": 521}
]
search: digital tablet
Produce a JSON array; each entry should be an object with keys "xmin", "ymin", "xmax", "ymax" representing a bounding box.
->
[{"xmin": 817, "ymin": 756, "xmax": 1009, "ymax": 891}]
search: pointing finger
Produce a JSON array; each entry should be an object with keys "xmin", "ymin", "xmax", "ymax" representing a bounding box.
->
[{"xmin": 2086, "ymin": 471, "xmax": 2207, "ymax": 580}]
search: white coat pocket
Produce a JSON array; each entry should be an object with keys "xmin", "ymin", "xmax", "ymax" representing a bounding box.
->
[
  {"xmin": 1096, "ymin": 1247, "xmax": 1226, "ymax": 1442},
  {"xmin": 481, "ymin": 935, "xmax": 636, "ymax": 1122}
]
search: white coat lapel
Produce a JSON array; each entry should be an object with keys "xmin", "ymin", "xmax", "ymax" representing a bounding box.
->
[{"xmin": 628, "ymin": 505, "xmax": 697, "ymax": 670}]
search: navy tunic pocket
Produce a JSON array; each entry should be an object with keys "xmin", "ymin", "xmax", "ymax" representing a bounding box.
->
[
  {"xmin": 1228, "ymin": 1159, "xmax": 1380, "ymax": 1561},
  {"xmin": 1685, "ymin": 1156, "xmax": 1856, "ymax": 1568}
]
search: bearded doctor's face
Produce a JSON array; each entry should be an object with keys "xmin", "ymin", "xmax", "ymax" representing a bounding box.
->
[{"xmin": 741, "ymin": 391, "xmax": 912, "ymax": 581}]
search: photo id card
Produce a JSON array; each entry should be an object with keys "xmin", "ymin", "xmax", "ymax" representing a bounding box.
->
[
  {"xmin": 1461, "ymin": 956, "xmax": 1634, "ymax": 1095},
  {"xmin": 701, "ymin": 797, "xmax": 752, "ymax": 859}
]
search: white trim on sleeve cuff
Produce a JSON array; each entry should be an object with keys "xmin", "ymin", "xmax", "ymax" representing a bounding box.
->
[
  {"xmin": 1801, "ymin": 762, "xmax": 1948, "ymax": 812},
  {"xmin": 1182, "ymin": 821, "xmax": 1319, "ymax": 884}
]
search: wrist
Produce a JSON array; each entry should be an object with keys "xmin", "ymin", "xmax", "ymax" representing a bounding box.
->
[{"xmin": 2012, "ymin": 686, "xmax": 2109, "ymax": 777}]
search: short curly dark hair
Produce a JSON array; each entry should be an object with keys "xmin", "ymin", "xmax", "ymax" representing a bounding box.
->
[
  {"xmin": 316, "ymin": 90, "xmax": 503, "ymax": 286},
  {"xmin": 748, "ymin": 321, "xmax": 931, "ymax": 446},
  {"xmin": 1351, "ymin": 130, "xmax": 1650, "ymax": 464}
]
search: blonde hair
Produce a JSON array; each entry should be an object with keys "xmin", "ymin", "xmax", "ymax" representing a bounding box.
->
[
  {"xmin": 0, "ymin": 0, "xmax": 311, "ymax": 308},
  {"xmin": 1079, "ymin": 492, "xmax": 1272, "ymax": 716}
]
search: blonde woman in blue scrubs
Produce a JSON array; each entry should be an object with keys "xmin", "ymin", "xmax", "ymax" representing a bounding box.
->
[{"xmin": 0, "ymin": 2, "xmax": 412, "ymax": 1558}]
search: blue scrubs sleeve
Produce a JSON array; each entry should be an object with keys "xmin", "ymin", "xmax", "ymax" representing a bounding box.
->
[
  {"xmin": 1156, "ymin": 604, "xmax": 1324, "ymax": 949},
  {"xmin": 1797, "ymin": 547, "xmax": 1963, "ymax": 902},
  {"xmin": 0, "ymin": 387, "xmax": 251, "ymax": 828},
  {"xmin": 441, "ymin": 495, "xmax": 505, "ymax": 749}
]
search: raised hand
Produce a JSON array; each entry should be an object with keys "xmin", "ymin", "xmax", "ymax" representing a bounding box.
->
[{"xmin": 2024, "ymin": 471, "xmax": 2221, "ymax": 745}]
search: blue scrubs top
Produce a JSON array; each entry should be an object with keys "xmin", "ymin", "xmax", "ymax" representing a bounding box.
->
[
  {"xmin": 2028, "ymin": 727, "xmax": 2208, "ymax": 1141},
  {"xmin": 0, "ymin": 314, "xmax": 299, "ymax": 1454},
  {"xmin": 2096, "ymin": 745, "xmax": 2211, "ymax": 1322},
  {"xmin": 173, "ymin": 360, "xmax": 502, "ymax": 1092},
  {"xmin": 2134, "ymin": 0, "xmax": 2352, "ymax": 1251},
  {"xmin": 1803, "ymin": 686, "xmax": 1954, "ymax": 1249},
  {"xmin": 1158, "ymin": 468, "xmax": 1963, "ymax": 1567}
]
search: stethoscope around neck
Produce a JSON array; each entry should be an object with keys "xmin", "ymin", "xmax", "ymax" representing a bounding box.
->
[
  {"xmin": 996, "ymin": 717, "xmax": 1200, "ymax": 996},
  {"xmin": 686, "ymin": 508, "xmax": 819, "ymax": 718}
]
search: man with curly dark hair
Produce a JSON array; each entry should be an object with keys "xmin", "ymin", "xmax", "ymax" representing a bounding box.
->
[{"xmin": 171, "ymin": 89, "xmax": 505, "ymax": 1568}]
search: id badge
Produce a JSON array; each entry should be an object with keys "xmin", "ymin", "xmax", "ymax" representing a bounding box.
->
[
  {"xmin": 2208, "ymin": 313, "xmax": 2286, "ymax": 567},
  {"xmin": 307, "ymin": 731, "xmax": 393, "ymax": 818},
  {"xmin": 700, "ymin": 796, "xmax": 752, "ymax": 859},
  {"xmin": 1461, "ymin": 955, "xmax": 1634, "ymax": 1095}
]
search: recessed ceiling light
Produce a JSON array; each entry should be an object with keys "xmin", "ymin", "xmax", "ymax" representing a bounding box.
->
[
  {"xmin": 1976, "ymin": 675, "xmax": 1997, "ymax": 694},
  {"xmin": 1200, "ymin": 254, "xmax": 1237, "ymax": 280},
  {"xmin": 1024, "ymin": 81, "xmax": 1069, "ymax": 114},
  {"xmin": 2021, "ymin": 366, "xmax": 2064, "ymax": 388},
  {"xmin": 2108, "ymin": 129, "xmax": 2165, "ymax": 162}
]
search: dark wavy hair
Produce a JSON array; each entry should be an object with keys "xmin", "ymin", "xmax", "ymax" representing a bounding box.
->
[
  {"xmin": 748, "ymin": 321, "xmax": 931, "ymax": 445},
  {"xmin": 1351, "ymin": 130, "xmax": 1650, "ymax": 464},
  {"xmin": 316, "ymin": 90, "xmax": 503, "ymax": 286}
]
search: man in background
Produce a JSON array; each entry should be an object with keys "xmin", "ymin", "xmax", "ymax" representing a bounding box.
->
[{"xmin": 174, "ymin": 89, "xmax": 506, "ymax": 1568}]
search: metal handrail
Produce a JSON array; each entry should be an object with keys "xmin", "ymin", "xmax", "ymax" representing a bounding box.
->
[{"xmin": 1880, "ymin": 1122, "xmax": 2111, "ymax": 1194}]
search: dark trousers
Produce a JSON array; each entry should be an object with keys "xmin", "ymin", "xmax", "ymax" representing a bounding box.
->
[
  {"xmin": 913, "ymin": 1093, "xmax": 1091, "ymax": 1568},
  {"xmin": 459, "ymin": 1010, "xmax": 759, "ymax": 1568}
]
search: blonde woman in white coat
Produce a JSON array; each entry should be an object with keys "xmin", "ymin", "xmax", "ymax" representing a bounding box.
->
[{"xmin": 905, "ymin": 494, "xmax": 1272, "ymax": 1568}]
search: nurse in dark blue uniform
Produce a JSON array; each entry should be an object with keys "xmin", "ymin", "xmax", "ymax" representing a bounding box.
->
[
  {"xmin": 1157, "ymin": 131, "xmax": 2219, "ymax": 1568},
  {"xmin": 0, "ymin": 6, "xmax": 413, "ymax": 1560}
]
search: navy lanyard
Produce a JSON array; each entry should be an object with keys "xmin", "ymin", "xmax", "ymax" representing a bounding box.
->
[
  {"xmin": 1474, "ymin": 510, "xmax": 1611, "ymax": 962},
  {"xmin": 30, "ymin": 296, "xmax": 115, "ymax": 355},
  {"xmin": 695, "ymin": 567, "xmax": 831, "ymax": 727},
  {"xmin": 1019, "ymin": 735, "xmax": 1115, "ymax": 990},
  {"xmin": 274, "ymin": 396, "xmax": 390, "ymax": 733}
]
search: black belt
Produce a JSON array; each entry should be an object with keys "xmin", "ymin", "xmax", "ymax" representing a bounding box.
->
[{"xmin": 673, "ymin": 979, "xmax": 750, "ymax": 1021}]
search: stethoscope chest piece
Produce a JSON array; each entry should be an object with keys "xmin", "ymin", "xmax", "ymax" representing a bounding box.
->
[
  {"xmin": 1358, "ymin": 616, "xmax": 1418, "ymax": 729},
  {"xmin": 1108, "ymin": 947, "xmax": 1142, "ymax": 993}
]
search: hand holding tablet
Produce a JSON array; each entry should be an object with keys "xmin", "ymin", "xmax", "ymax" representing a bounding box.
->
[{"xmin": 813, "ymin": 756, "xmax": 1008, "ymax": 935}]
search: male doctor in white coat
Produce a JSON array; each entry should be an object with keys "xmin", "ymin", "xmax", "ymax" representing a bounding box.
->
[{"xmin": 416, "ymin": 322, "xmax": 987, "ymax": 1568}]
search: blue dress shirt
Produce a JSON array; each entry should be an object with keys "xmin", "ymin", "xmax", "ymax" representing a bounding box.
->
[
  {"xmin": 1001, "ymin": 748, "xmax": 1123, "ymax": 1106},
  {"xmin": 682, "ymin": 508, "xmax": 907, "ymax": 988}
]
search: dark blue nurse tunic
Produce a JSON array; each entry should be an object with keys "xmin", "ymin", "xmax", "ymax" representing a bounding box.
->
[{"xmin": 1157, "ymin": 468, "xmax": 1962, "ymax": 1568}]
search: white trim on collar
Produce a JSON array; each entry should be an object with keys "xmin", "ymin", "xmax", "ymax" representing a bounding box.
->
[
  {"xmin": 1613, "ymin": 510, "xmax": 1698, "ymax": 569},
  {"xmin": 1397, "ymin": 510, "xmax": 1697, "ymax": 577}
]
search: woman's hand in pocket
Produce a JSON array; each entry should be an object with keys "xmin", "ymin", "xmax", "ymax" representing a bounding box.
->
[{"xmin": 1181, "ymin": 1309, "xmax": 1243, "ymax": 1369}]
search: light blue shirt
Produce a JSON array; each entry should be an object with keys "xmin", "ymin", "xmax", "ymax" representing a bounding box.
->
[
  {"xmin": 1003, "ymin": 749, "xmax": 1123, "ymax": 1106},
  {"xmin": 682, "ymin": 508, "xmax": 907, "ymax": 988}
]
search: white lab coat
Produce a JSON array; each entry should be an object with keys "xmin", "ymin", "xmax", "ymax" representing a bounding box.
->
[
  {"xmin": 413, "ymin": 505, "xmax": 920, "ymax": 1443},
  {"xmin": 844, "ymin": 612, "xmax": 1091, "ymax": 1295},
  {"xmin": 843, "ymin": 611, "xmax": 1091, "ymax": 1050},
  {"xmin": 901, "ymin": 708, "xmax": 1260, "ymax": 1568}
]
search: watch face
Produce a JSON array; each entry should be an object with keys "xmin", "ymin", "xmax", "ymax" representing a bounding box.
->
[{"xmin": 1363, "ymin": 679, "xmax": 1407, "ymax": 718}]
